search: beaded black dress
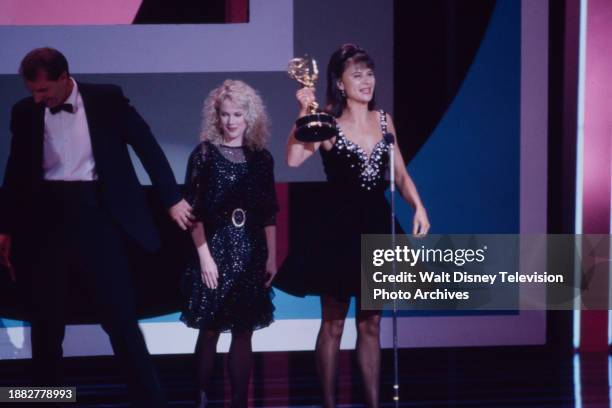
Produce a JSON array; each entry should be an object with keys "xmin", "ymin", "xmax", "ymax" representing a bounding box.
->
[
  {"xmin": 181, "ymin": 142, "xmax": 278, "ymax": 332},
  {"xmin": 275, "ymin": 110, "xmax": 394, "ymax": 301}
]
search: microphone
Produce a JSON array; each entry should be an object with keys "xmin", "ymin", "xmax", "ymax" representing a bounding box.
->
[
  {"xmin": 385, "ymin": 133, "xmax": 396, "ymax": 193},
  {"xmin": 385, "ymin": 130, "xmax": 400, "ymax": 408}
]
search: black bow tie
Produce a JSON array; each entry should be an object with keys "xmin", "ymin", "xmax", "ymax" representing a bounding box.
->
[{"xmin": 49, "ymin": 103, "xmax": 74, "ymax": 115}]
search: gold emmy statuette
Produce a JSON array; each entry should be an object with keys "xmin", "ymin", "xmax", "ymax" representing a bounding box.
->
[{"xmin": 287, "ymin": 56, "xmax": 337, "ymax": 142}]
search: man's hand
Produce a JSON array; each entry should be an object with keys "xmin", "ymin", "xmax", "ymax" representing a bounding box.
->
[
  {"xmin": 168, "ymin": 199, "xmax": 195, "ymax": 230},
  {"xmin": 0, "ymin": 234, "xmax": 15, "ymax": 282}
]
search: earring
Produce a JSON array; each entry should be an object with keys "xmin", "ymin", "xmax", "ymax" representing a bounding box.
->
[{"xmin": 340, "ymin": 89, "xmax": 346, "ymax": 98}]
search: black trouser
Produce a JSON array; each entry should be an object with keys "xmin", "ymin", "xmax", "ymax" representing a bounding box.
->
[{"xmin": 27, "ymin": 181, "xmax": 166, "ymax": 408}]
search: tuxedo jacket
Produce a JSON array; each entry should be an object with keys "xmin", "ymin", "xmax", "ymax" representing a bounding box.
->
[{"xmin": 0, "ymin": 82, "xmax": 181, "ymax": 252}]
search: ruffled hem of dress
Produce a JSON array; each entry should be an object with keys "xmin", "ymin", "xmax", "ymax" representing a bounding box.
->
[{"xmin": 179, "ymin": 312, "xmax": 274, "ymax": 333}]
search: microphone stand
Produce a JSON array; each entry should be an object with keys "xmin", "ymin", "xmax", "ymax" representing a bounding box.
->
[{"xmin": 384, "ymin": 132, "xmax": 399, "ymax": 408}]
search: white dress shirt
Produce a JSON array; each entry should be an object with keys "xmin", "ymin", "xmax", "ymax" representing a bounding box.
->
[{"xmin": 43, "ymin": 79, "xmax": 97, "ymax": 181}]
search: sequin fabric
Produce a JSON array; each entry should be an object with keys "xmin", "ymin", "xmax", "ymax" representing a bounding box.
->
[
  {"xmin": 321, "ymin": 110, "xmax": 390, "ymax": 192},
  {"xmin": 181, "ymin": 142, "xmax": 278, "ymax": 332}
]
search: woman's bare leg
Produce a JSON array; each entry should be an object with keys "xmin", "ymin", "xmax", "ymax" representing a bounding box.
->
[
  {"xmin": 316, "ymin": 295, "xmax": 350, "ymax": 408},
  {"xmin": 356, "ymin": 309, "xmax": 382, "ymax": 408}
]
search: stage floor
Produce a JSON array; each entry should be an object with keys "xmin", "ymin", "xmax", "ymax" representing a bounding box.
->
[{"xmin": 1, "ymin": 346, "xmax": 609, "ymax": 407}]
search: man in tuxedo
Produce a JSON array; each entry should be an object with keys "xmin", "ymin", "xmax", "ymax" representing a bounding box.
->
[{"xmin": 0, "ymin": 47, "xmax": 193, "ymax": 407}]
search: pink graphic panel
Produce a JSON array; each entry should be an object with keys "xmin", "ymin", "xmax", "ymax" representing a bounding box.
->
[
  {"xmin": 583, "ymin": 0, "xmax": 612, "ymax": 234},
  {"xmin": 579, "ymin": 0, "xmax": 612, "ymax": 353},
  {"xmin": 0, "ymin": 0, "xmax": 142, "ymax": 25}
]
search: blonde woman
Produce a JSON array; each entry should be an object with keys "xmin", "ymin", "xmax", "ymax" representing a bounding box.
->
[{"xmin": 181, "ymin": 80, "xmax": 278, "ymax": 407}]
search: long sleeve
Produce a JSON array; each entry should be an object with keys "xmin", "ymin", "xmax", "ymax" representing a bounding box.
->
[
  {"xmin": 259, "ymin": 150, "xmax": 279, "ymax": 226},
  {"xmin": 115, "ymin": 87, "xmax": 181, "ymax": 209},
  {"xmin": 184, "ymin": 143, "xmax": 209, "ymax": 222}
]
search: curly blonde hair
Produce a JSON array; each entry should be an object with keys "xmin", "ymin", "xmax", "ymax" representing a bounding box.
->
[{"xmin": 200, "ymin": 79, "xmax": 269, "ymax": 150}]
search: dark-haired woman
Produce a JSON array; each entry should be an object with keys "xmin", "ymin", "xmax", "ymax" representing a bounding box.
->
[{"xmin": 275, "ymin": 44, "xmax": 430, "ymax": 408}]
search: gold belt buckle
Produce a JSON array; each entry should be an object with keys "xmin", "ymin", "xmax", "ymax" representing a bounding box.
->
[{"xmin": 231, "ymin": 208, "xmax": 246, "ymax": 227}]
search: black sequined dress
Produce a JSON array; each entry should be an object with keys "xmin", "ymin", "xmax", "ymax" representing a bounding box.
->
[
  {"xmin": 181, "ymin": 142, "xmax": 278, "ymax": 332},
  {"xmin": 275, "ymin": 110, "xmax": 394, "ymax": 301}
]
